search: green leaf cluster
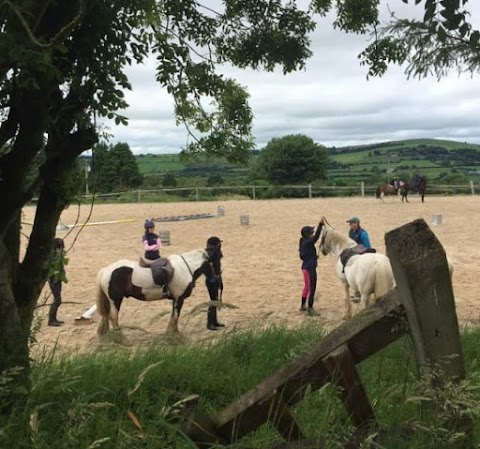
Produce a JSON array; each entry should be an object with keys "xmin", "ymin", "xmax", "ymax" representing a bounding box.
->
[
  {"xmin": 90, "ymin": 142, "xmax": 143, "ymax": 193},
  {"xmin": 255, "ymin": 134, "xmax": 328, "ymax": 184},
  {"xmin": 359, "ymin": 0, "xmax": 480, "ymax": 79},
  {"xmin": 48, "ymin": 250, "xmax": 69, "ymax": 284}
]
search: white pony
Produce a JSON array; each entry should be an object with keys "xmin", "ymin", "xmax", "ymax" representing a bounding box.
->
[{"xmin": 318, "ymin": 225, "xmax": 395, "ymax": 320}]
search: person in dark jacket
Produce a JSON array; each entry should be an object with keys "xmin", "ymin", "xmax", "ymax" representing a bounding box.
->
[
  {"xmin": 299, "ymin": 218, "xmax": 325, "ymax": 314},
  {"xmin": 205, "ymin": 236, "xmax": 225, "ymax": 331},
  {"xmin": 48, "ymin": 238, "xmax": 68, "ymax": 326},
  {"xmin": 142, "ymin": 219, "xmax": 162, "ymax": 260}
]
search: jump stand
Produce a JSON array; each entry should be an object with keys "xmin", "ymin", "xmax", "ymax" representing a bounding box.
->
[
  {"xmin": 240, "ymin": 214, "xmax": 250, "ymax": 225},
  {"xmin": 432, "ymin": 213, "xmax": 442, "ymax": 227},
  {"xmin": 159, "ymin": 230, "xmax": 171, "ymax": 246}
]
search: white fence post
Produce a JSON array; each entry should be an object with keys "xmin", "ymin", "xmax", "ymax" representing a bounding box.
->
[
  {"xmin": 252, "ymin": 185, "xmax": 256, "ymax": 200},
  {"xmin": 308, "ymin": 184, "xmax": 312, "ymax": 199},
  {"xmin": 470, "ymin": 180, "xmax": 475, "ymax": 195},
  {"xmin": 360, "ymin": 182, "xmax": 365, "ymax": 197}
]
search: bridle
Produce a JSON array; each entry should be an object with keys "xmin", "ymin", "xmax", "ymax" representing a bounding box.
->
[
  {"xmin": 319, "ymin": 218, "xmax": 334, "ymax": 255},
  {"xmin": 319, "ymin": 228, "xmax": 330, "ymax": 256}
]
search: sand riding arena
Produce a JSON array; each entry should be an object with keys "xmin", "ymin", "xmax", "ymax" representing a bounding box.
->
[{"xmin": 23, "ymin": 195, "xmax": 480, "ymax": 357}]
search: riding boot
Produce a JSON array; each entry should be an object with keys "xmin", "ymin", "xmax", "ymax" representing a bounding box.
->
[
  {"xmin": 307, "ymin": 296, "xmax": 315, "ymax": 315},
  {"xmin": 211, "ymin": 306, "xmax": 224, "ymax": 327},
  {"xmin": 300, "ymin": 297, "xmax": 307, "ymax": 311},
  {"xmin": 48, "ymin": 305, "xmax": 63, "ymax": 326},
  {"xmin": 207, "ymin": 307, "xmax": 219, "ymax": 331}
]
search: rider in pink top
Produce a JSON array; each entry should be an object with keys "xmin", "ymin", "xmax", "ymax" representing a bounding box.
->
[{"xmin": 142, "ymin": 219, "xmax": 162, "ymax": 260}]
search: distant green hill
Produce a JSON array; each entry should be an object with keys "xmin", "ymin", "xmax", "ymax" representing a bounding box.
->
[
  {"xmin": 326, "ymin": 138, "xmax": 480, "ymax": 185},
  {"xmin": 135, "ymin": 138, "xmax": 480, "ymax": 186},
  {"xmin": 329, "ymin": 138, "xmax": 480, "ymax": 153}
]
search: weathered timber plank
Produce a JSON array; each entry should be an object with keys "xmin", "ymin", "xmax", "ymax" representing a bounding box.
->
[
  {"xmin": 323, "ymin": 345, "xmax": 375, "ymax": 428},
  {"xmin": 216, "ymin": 290, "xmax": 405, "ymax": 442},
  {"xmin": 268, "ymin": 394, "xmax": 305, "ymax": 441},
  {"xmin": 181, "ymin": 407, "xmax": 227, "ymax": 448},
  {"xmin": 385, "ymin": 219, "xmax": 464, "ymax": 379}
]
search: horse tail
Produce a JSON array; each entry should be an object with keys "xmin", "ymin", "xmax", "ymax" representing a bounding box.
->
[
  {"xmin": 374, "ymin": 258, "xmax": 394, "ymax": 299},
  {"xmin": 95, "ymin": 268, "xmax": 111, "ymax": 336}
]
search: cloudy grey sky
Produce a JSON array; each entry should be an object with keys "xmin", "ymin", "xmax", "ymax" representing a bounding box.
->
[{"xmin": 104, "ymin": 1, "xmax": 480, "ymax": 155}]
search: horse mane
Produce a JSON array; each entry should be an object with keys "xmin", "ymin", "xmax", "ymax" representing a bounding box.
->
[{"xmin": 326, "ymin": 227, "xmax": 356, "ymax": 249}]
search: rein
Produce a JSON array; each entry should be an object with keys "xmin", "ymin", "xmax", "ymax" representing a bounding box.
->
[
  {"xmin": 180, "ymin": 255, "xmax": 194, "ymax": 278},
  {"xmin": 319, "ymin": 228, "xmax": 327, "ymax": 250}
]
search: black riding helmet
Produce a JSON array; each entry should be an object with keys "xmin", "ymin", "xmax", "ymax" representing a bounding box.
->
[
  {"xmin": 301, "ymin": 226, "xmax": 314, "ymax": 238},
  {"xmin": 144, "ymin": 219, "xmax": 155, "ymax": 229},
  {"xmin": 53, "ymin": 238, "xmax": 65, "ymax": 249}
]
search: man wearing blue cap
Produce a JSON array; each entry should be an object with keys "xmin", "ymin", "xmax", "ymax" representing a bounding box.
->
[
  {"xmin": 346, "ymin": 217, "xmax": 373, "ymax": 302},
  {"xmin": 346, "ymin": 217, "xmax": 372, "ymax": 249}
]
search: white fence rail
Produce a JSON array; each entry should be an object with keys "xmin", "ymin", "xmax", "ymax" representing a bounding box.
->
[{"xmin": 77, "ymin": 180, "xmax": 478, "ymax": 202}]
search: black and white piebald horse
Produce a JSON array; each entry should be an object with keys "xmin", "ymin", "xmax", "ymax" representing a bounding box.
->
[{"xmin": 96, "ymin": 237, "xmax": 222, "ymax": 336}]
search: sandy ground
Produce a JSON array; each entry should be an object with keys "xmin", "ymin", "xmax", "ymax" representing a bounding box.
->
[{"xmin": 22, "ymin": 194, "xmax": 480, "ymax": 358}]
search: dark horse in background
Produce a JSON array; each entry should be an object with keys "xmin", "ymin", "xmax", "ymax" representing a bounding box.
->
[
  {"xmin": 399, "ymin": 174, "xmax": 426, "ymax": 203},
  {"xmin": 376, "ymin": 175, "xmax": 426, "ymax": 203}
]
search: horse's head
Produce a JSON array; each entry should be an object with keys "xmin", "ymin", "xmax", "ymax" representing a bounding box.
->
[
  {"xmin": 318, "ymin": 223, "xmax": 334, "ymax": 256},
  {"xmin": 319, "ymin": 221, "xmax": 354, "ymax": 256},
  {"xmin": 206, "ymin": 236, "xmax": 223, "ymax": 276}
]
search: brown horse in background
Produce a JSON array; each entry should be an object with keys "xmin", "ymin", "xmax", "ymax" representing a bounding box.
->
[
  {"xmin": 375, "ymin": 183, "xmax": 406, "ymax": 202},
  {"xmin": 399, "ymin": 175, "xmax": 426, "ymax": 203}
]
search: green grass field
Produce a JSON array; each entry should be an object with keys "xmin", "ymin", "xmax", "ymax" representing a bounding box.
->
[{"xmin": 3, "ymin": 325, "xmax": 479, "ymax": 449}]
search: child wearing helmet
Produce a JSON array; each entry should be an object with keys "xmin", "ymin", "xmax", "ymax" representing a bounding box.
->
[
  {"xmin": 142, "ymin": 219, "xmax": 162, "ymax": 260},
  {"xmin": 299, "ymin": 218, "xmax": 325, "ymax": 314}
]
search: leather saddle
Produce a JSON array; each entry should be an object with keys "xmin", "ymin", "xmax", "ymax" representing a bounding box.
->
[
  {"xmin": 138, "ymin": 256, "xmax": 175, "ymax": 287},
  {"xmin": 340, "ymin": 245, "xmax": 377, "ymax": 272}
]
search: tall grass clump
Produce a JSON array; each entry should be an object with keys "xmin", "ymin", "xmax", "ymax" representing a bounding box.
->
[{"xmin": 0, "ymin": 323, "xmax": 479, "ymax": 449}]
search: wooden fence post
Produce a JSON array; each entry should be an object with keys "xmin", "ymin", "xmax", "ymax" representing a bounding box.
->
[
  {"xmin": 470, "ymin": 180, "xmax": 475, "ymax": 195},
  {"xmin": 308, "ymin": 184, "xmax": 312, "ymax": 199},
  {"xmin": 360, "ymin": 182, "xmax": 365, "ymax": 197},
  {"xmin": 385, "ymin": 219, "xmax": 473, "ymax": 448}
]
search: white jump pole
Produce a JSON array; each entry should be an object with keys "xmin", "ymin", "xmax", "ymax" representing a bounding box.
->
[{"xmin": 82, "ymin": 304, "xmax": 97, "ymax": 319}]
